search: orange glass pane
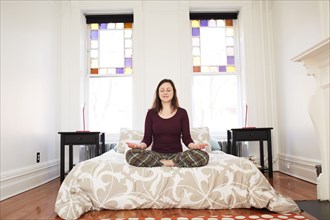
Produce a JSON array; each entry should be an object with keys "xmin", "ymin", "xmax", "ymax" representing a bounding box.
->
[
  {"xmin": 193, "ymin": 66, "xmax": 201, "ymax": 72},
  {"xmin": 124, "ymin": 23, "xmax": 132, "ymax": 29},
  {"xmin": 225, "ymin": 19, "xmax": 233, "ymax": 26},
  {"xmin": 91, "ymin": 68, "xmax": 98, "ymax": 74}
]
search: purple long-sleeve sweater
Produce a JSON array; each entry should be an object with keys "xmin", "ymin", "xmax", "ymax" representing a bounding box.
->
[{"xmin": 141, "ymin": 107, "xmax": 194, "ymax": 153}]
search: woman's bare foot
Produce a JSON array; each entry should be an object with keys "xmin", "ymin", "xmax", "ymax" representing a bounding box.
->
[{"xmin": 160, "ymin": 159, "xmax": 175, "ymax": 167}]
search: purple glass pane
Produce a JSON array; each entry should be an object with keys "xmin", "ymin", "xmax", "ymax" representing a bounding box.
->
[
  {"xmin": 192, "ymin": 28, "xmax": 200, "ymax": 36},
  {"xmin": 200, "ymin": 20, "xmax": 208, "ymax": 26},
  {"xmin": 91, "ymin": 30, "xmax": 98, "ymax": 40},
  {"xmin": 116, "ymin": 68, "xmax": 124, "ymax": 74},
  {"xmin": 125, "ymin": 58, "xmax": 132, "ymax": 67},
  {"xmin": 227, "ymin": 56, "xmax": 235, "ymax": 65},
  {"xmin": 100, "ymin": 23, "xmax": 107, "ymax": 29},
  {"xmin": 219, "ymin": 66, "xmax": 226, "ymax": 72}
]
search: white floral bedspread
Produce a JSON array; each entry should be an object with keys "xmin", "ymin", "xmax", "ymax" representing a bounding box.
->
[{"xmin": 55, "ymin": 150, "xmax": 300, "ymax": 219}]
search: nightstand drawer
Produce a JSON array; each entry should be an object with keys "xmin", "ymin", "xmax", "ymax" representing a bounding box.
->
[
  {"xmin": 64, "ymin": 134, "xmax": 98, "ymax": 145},
  {"xmin": 233, "ymin": 130, "xmax": 268, "ymax": 141}
]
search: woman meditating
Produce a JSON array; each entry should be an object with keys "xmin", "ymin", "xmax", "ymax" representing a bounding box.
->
[{"xmin": 125, "ymin": 79, "xmax": 209, "ymax": 167}]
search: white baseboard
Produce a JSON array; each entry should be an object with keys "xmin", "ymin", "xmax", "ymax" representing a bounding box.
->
[
  {"xmin": 278, "ymin": 153, "xmax": 321, "ymax": 184},
  {"xmin": 0, "ymin": 160, "xmax": 59, "ymax": 201}
]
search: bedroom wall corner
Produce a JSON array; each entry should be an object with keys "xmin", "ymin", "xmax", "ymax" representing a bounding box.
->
[
  {"xmin": 272, "ymin": 0, "xmax": 325, "ymax": 182},
  {"xmin": 0, "ymin": 0, "xmax": 61, "ymax": 200}
]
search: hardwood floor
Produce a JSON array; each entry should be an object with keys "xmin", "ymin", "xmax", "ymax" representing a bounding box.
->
[{"xmin": 0, "ymin": 172, "xmax": 317, "ymax": 220}]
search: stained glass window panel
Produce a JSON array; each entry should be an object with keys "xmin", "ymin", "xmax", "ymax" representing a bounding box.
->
[
  {"xmin": 107, "ymin": 23, "xmax": 115, "ymax": 29},
  {"xmin": 193, "ymin": 66, "xmax": 201, "ymax": 72},
  {"xmin": 91, "ymin": 68, "xmax": 98, "ymax": 74},
  {"xmin": 226, "ymin": 19, "xmax": 233, "ymax": 26},
  {"xmin": 200, "ymin": 20, "xmax": 208, "ymax": 26},
  {"xmin": 219, "ymin": 66, "xmax": 226, "ymax": 72},
  {"xmin": 216, "ymin": 20, "xmax": 225, "ymax": 27},
  {"xmin": 227, "ymin": 47, "xmax": 234, "ymax": 56},
  {"xmin": 116, "ymin": 23, "xmax": 124, "ymax": 29},
  {"xmin": 91, "ymin": 59, "xmax": 98, "ymax": 68},
  {"xmin": 125, "ymin": 39, "xmax": 132, "ymax": 48},
  {"xmin": 125, "ymin": 49, "xmax": 132, "ymax": 57},
  {"xmin": 90, "ymin": 50, "xmax": 98, "ymax": 58},
  {"xmin": 192, "ymin": 47, "xmax": 200, "ymax": 56},
  {"xmin": 192, "ymin": 28, "xmax": 200, "ymax": 36},
  {"xmin": 193, "ymin": 57, "xmax": 201, "ymax": 66},
  {"xmin": 124, "ymin": 22, "xmax": 132, "ymax": 29},
  {"xmin": 124, "ymin": 30, "xmax": 132, "ymax": 38},
  {"xmin": 99, "ymin": 23, "xmax": 107, "ymax": 29},
  {"xmin": 192, "ymin": 38, "xmax": 200, "ymax": 46},
  {"xmin": 191, "ymin": 18, "xmax": 236, "ymax": 74},
  {"xmin": 226, "ymin": 37, "xmax": 234, "ymax": 46},
  {"xmin": 208, "ymin": 19, "xmax": 216, "ymax": 27},
  {"xmin": 98, "ymin": 69, "xmax": 107, "ymax": 75},
  {"xmin": 227, "ymin": 66, "xmax": 235, "ymax": 72},
  {"xmin": 191, "ymin": 20, "xmax": 200, "ymax": 27},
  {"xmin": 125, "ymin": 58, "xmax": 132, "ymax": 67},
  {"xmin": 227, "ymin": 56, "xmax": 235, "ymax": 65},
  {"xmin": 91, "ymin": 30, "xmax": 98, "ymax": 40},
  {"xmin": 91, "ymin": 40, "xmax": 98, "ymax": 49},
  {"xmin": 91, "ymin": 23, "xmax": 99, "ymax": 30},
  {"xmin": 125, "ymin": 68, "xmax": 133, "ymax": 74},
  {"xmin": 108, "ymin": 68, "xmax": 116, "ymax": 74},
  {"xmin": 88, "ymin": 22, "xmax": 133, "ymax": 75}
]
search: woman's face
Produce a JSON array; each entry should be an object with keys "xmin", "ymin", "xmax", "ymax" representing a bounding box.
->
[{"xmin": 158, "ymin": 82, "xmax": 174, "ymax": 103}]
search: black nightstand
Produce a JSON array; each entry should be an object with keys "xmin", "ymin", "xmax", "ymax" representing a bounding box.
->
[
  {"xmin": 58, "ymin": 132, "xmax": 105, "ymax": 182},
  {"xmin": 227, "ymin": 127, "xmax": 273, "ymax": 177}
]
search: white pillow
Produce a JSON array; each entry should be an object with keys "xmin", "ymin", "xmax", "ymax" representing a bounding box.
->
[
  {"xmin": 116, "ymin": 127, "xmax": 211, "ymax": 153},
  {"xmin": 190, "ymin": 127, "xmax": 212, "ymax": 153},
  {"xmin": 116, "ymin": 128, "xmax": 144, "ymax": 154}
]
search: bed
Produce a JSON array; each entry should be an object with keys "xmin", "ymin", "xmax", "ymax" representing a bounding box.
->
[{"xmin": 55, "ymin": 128, "xmax": 300, "ymax": 219}]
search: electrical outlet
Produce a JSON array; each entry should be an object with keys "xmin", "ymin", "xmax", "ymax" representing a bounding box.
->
[
  {"xmin": 36, "ymin": 152, "xmax": 40, "ymax": 163},
  {"xmin": 286, "ymin": 163, "xmax": 290, "ymax": 170}
]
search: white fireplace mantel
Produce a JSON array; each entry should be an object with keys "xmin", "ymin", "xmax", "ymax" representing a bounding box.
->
[{"xmin": 292, "ymin": 37, "xmax": 330, "ymax": 201}]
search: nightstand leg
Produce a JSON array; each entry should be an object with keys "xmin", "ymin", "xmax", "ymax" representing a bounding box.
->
[
  {"xmin": 60, "ymin": 136, "xmax": 65, "ymax": 182},
  {"xmin": 268, "ymin": 136, "xmax": 273, "ymax": 177},
  {"xmin": 69, "ymin": 145, "xmax": 73, "ymax": 171},
  {"xmin": 260, "ymin": 141, "xmax": 264, "ymax": 173}
]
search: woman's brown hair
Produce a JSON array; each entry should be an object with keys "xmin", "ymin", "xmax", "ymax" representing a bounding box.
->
[{"xmin": 152, "ymin": 79, "xmax": 179, "ymax": 113}]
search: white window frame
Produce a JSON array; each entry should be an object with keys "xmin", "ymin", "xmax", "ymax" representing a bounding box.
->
[{"xmin": 191, "ymin": 17, "xmax": 243, "ymax": 139}]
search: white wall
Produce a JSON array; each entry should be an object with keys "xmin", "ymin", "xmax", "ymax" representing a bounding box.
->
[
  {"xmin": 272, "ymin": 0, "xmax": 329, "ymax": 182},
  {"xmin": 0, "ymin": 1, "xmax": 61, "ymax": 200}
]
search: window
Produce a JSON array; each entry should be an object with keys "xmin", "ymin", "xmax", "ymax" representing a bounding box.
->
[
  {"xmin": 190, "ymin": 12, "xmax": 241, "ymax": 135},
  {"xmin": 86, "ymin": 14, "xmax": 133, "ymax": 133}
]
